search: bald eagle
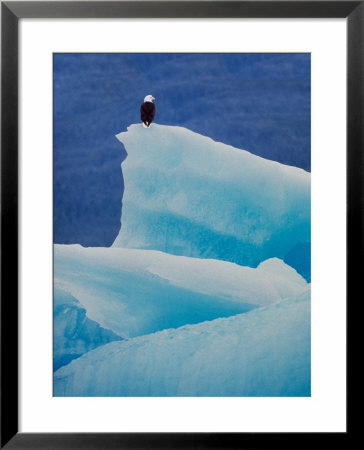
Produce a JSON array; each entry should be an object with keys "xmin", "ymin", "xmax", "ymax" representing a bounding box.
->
[{"xmin": 140, "ymin": 95, "xmax": 156, "ymax": 128}]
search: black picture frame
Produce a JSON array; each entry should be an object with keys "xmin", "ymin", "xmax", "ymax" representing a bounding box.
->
[{"xmin": 1, "ymin": 1, "xmax": 357, "ymax": 448}]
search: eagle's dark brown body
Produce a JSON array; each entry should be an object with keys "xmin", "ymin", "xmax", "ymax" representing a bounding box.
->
[{"xmin": 140, "ymin": 101, "xmax": 156, "ymax": 127}]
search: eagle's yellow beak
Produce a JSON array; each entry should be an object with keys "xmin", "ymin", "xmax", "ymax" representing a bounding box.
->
[{"xmin": 152, "ymin": 96, "xmax": 155, "ymax": 101}]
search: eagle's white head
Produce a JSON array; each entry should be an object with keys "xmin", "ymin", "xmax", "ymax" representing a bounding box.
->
[{"xmin": 144, "ymin": 95, "xmax": 155, "ymax": 103}]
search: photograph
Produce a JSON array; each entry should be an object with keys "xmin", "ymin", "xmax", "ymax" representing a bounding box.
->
[{"xmin": 52, "ymin": 52, "xmax": 311, "ymax": 397}]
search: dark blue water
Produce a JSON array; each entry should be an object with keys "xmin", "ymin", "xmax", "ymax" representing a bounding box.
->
[{"xmin": 54, "ymin": 53, "xmax": 310, "ymax": 247}]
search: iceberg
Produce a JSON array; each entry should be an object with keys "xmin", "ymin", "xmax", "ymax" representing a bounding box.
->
[
  {"xmin": 113, "ymin": 124, "xmax": 310, "ymax": 278},
  {"xmin": 54, "ymin": 289, "xmax": 311, "ymax": 397},
  {"xmin": 54, "ymin": 244, "xmax": 308, "ymax": 340},
  {"xmin": 54, "ymin": 285, "xmax": 123, "ymax": 370},
  {"xmin": 53, "ymin": 124, "xmax": 311, "ymax": 396}
]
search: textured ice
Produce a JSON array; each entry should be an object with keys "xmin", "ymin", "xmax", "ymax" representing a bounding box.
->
[
  {"xmin": 54, "ymin": 289, "xmax": 310, "ymax": 397},
  {"xmin": 53, "ymin": 124, "xmax": 311, "ymax": 395},
  {"xmin": 113, "ymin": 124, "xmax": 310, "ymax": 278},
  {"xmin": 54, "ymin": 285, "xmax": 123, "ymax": 370},
  {"xmin": 54, "ymin": 244, "xmax": 308, "ymax": 340}
]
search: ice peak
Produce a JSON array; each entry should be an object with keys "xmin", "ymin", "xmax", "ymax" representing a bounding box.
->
[{"xmin": 113, "ymin": 124, "xmax": 310, "ymax": 276}]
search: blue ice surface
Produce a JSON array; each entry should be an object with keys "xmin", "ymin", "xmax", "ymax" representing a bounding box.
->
[
  {"xmin": 113, "ymin": 124, "xmax": 311, "ymax": 280},
  {"xmin": 54, "ymin": 245, "xmax": 267, "ymax": 340},
  {"xmin": 54, "ymin": 287, "xmax": 123, "ymax": 370},
  {"xmin": 53, "ymin": 53, "xmax": 310, "ymax": 247},
  {"xmin": 53, "ymin": 244, "xmax": 309, "ymax": 384},
  {"xmin": 54, "ymin": 289, "xmax": 311, "ymax": 397},
  {"xmin": 284, "ymin": 242, "xmax": 311, "ymax": 282}
]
